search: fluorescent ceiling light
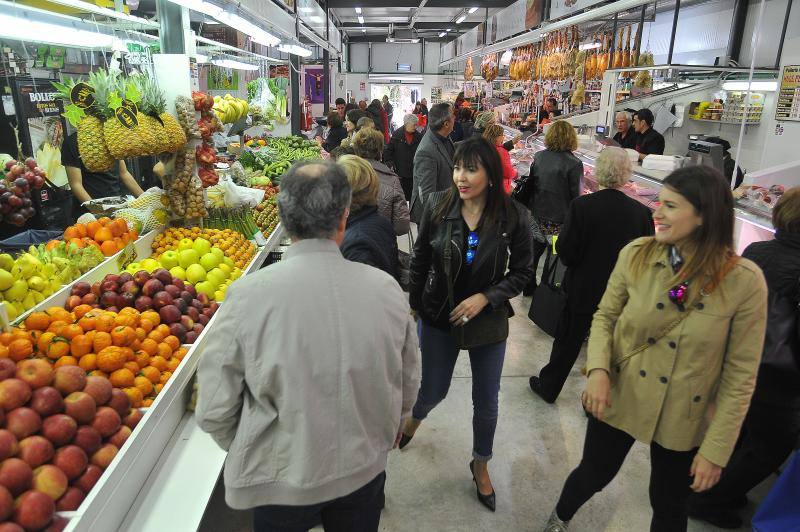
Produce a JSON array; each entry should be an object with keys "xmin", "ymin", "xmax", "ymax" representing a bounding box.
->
[
  {"xmin": 212, "ymin": 58, "xmax": 259, "ymax": 70},
  {"xmin": 358, "ymin": 15, "xmax": 364, "ymax": 24},
  {"xmin": 167, "ymin": 0, "xmax": 280, "ymax": 46},
  {"xmin": 355, "ymin": 6, "xmax": 362, "ymax": 13},
  {"xmin": 446, "ymin": 28, "xmax": 452, "ymax": 32},
  {"xmin": 411, "ymin": 38, "xmax": 420, "ymax": 43},
  {"xmin": 34, "ymin": 0, "xmax": 159, "ymax": 28},
  {"xmin": 722, "ymin": 80, "xmax": 777, "ymax": 91},
  {"xmin": 196, "ymin": 35, "xmax": 285, "ymax": 62},
  {"xmin": 278, "ymin": 43, "xmax": 313, "ymax": 57},
  {"xmin": 579, "ymin": 42, "xmax": 601, "ymax": 50},
  {"xmin": 362, "ymin": 28, "xmax": 366, "ymax": 32},
  {"xmin": 0, "ymin": 11, "xmax": 116, "ymax": 49},
  {"xmin": 438, "ymin": 32, "xmax": 446, "ymax": 37},
  {"xmin": 455, "ymin": 14, "xmax": 466, "ymax": 23},
  {"xmin": 368, "ymin": 74, "xmax": 423, "ymax": 81},
  {"xmin": 468, "ymin": 6, "xmax": 479, "ymax": 13}
]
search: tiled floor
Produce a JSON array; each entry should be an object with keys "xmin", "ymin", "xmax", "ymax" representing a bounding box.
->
[{"xmin": 197, "ymin": 295, "xmax": 775, "ymax": 532}]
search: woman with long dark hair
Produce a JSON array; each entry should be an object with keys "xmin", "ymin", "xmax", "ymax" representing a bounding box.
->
[
  {"xmin": 402, "ymin": 137, "xmax": 533, "ymax": 512},
  {"xmin": 543, "ymin": 166, "xmax": 768, "ymax": 532}
]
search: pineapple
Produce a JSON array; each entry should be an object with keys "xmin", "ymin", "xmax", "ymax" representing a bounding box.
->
[
  {"xmin": 94, "ymin": 69, "xmax": 145, "ymax": 159},
  {"xmin": 53, "ymin": 78, "xmax": 114, "ymax": 172},
  {"xmin": 136, "ymin": 75, "xmax": 186, "ymax": 153}
]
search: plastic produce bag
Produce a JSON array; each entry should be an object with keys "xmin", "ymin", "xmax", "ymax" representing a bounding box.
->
[{"xmin": 207, "ymin": 178, "xmax": 264, "ymax": 208}]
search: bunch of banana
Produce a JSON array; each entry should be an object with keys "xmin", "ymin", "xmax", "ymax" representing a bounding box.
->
[{"xmin": 213, "ymin": 94, "xmax": 250, "ymax": 123}]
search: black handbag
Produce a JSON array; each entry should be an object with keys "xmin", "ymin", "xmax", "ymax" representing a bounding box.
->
[
  {"xmin": 443, "ymin": 220, "xmax": 509, "ymax": 349},
  {"xmin": 511, "ymin": 174, "xmax": 533, "ymax": 207},
  {"xmin": 760, "ymin": 288, "xmax": 800, "ymax": 375},
  {"xmin": 528, "ymin": 240, "xmax": 567, "ymax": 337}
]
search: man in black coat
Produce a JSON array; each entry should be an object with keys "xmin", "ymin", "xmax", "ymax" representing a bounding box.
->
[{"xmin": 529, "ymin": 147, "xmax": 654, "ymax": 403}]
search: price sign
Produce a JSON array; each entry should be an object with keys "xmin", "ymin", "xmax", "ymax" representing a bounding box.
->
[
  {"xmin": 116, "ymin": 241, "xmax": 137, "ymax": 270},
  {"xmin": 70, "ymin": 82, "xmax": 95, "ymax": 109}
]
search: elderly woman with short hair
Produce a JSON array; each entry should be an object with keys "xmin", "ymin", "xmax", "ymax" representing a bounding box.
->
[
  {"xmin": 384, "ymin": 113, "xmax": 423, "ymax": 201},
  {"xmin": 529, "ymin": 147, "xmax": 654, "ymax": 403},
  {"xmin": 471, "ymin": 111, "xmax": 519, "ymax": 150},
  {"xmin": 352, "ymin": 128, "xmax": 411, "ymax": 236}
]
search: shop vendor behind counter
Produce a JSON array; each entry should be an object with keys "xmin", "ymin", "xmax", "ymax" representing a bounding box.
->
[{"xmin": 632, "ymin": 108, "xmax": 665, "ymax": 161}]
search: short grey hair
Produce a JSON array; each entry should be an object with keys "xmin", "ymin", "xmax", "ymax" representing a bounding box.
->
[
  {"xmin": 474, "ymin": 111, "xmax": 496, "ymax": 130},
  {"xmin": 277, "ymin": 161, "xmax": 352, "ymax": 240},
  {"xmin": 428, "ymin": 103, "xmax": 453, "ymax": 131},
  {"xmin": 615, "ymin": 111, "xmax": 631, "ymax": 123},
  {"xmin": 595, "ymin": 147, "xmax": 632, "ymax": 188},
  {"xmin": 403, "ymin": 113, "xmax": 418, "ymax": 126}
]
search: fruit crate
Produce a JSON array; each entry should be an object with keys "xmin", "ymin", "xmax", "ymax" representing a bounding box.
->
[{"xmin": 57, "ymin": 224, "xmax": 283, "ymax": 532}]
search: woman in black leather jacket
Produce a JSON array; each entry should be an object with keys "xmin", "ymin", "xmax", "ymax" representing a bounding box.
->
[{"xmin": 401, "ymin": 137, "xmax": 533, "ymax": 512}]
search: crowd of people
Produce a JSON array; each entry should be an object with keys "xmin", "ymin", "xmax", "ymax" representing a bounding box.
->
[{"xmin": 194, "ymin": 97, "xmax": 799, "ymax": 532}]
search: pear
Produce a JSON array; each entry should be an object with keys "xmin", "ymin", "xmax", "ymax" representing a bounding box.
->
[
  {"xmin": 3, "ymin": 301, "xmax": 19, "ymax": 321},
  {"xmin": 22, "ymin": 292, "xmax": 36, "ymax": 310},
  {"xmin": 30, "ymin": 291, "xmax": 44, "ymax": 304},
  {"xmin": 0, "ymin": 254, "xmax": 13, "ymax": 271},
  {"xmin": 4, "ymin": 279, "xmax": 28, "ymax": 302},
  {"xmin": 27, "ymin": 276, "xmax": 46, "ymax": 292},
  {"xmin": 0, "ymin": 269, "xmax": 12, "ymax": 291}
]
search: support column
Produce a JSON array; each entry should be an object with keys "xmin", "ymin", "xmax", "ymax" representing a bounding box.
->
[
  {"xmin": 666, "ymin": 0, "xmax": 681, "ymax": 65},
  {"xmin": 156, "ymin": 0, "xmax": 185, "ymax": 54},
  {"xmin": 323, "ymin": 49, "xmax": 331, "ymax": 114},
  {"xmin": 726, "ymin": 0, "xmax": 749, "ymax": 64},
  {"xmin": 290, "ymin": 55, "xmax": 301, "ymax": 135}
]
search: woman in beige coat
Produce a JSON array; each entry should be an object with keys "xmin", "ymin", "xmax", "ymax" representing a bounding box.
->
[{"xmin": 543, "ymin": 166, "xmax": 768, "ymax": 532}]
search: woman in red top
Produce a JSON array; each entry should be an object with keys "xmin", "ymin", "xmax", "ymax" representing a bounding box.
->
[{"xmin": 483, "ymin": 125, "xmax": 516, "ymax": 194}]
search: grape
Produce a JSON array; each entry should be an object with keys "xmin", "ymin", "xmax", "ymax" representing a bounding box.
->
[
  {"xmin": 21, "ymin": 197, "xmax": 31, "ymax": 208},
  {"xmin": 0, "ymin": 192, "xmax": 11, "ymax": 203},
  {"xmin": 8, "ymin": 195, "xmax": 22, "ymax": 208},
  {"xmin": 8, "ymin": 212, "xmax": 24, "ymax": 225},
  {"xmin": 25, "ymin": 158, "xmax": 36, "ymax": 170},
  {"xmin": 32, "ymin": 176, "xmax": 44, "ymax": 189},
  {"xmin": 3, "ymin": 160, "xmax": 16, "ymax": 171}
]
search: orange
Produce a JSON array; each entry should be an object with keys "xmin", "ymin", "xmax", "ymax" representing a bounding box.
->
[
  {"xmin": 146, "ymin": 330, "xmax": 165, "ymax": 343},
  {"xmin": 0, "ymin": 332, "xmax": 13, "ymax": 346},
  {"xmin": 100, "ymin": 240, "xmax": 118, "ymax": 257},
  {"xmin": 129, "ymin": 229, "xmax": 139, "ymax": 241},
  {"xmin": 78, "ymin": 315, "xmax": 97, "ymax": 332},
  {"xmin": 97, "ymin": 216, "xmax": 112, "ymax": 226},
  {"xmin": 86, "ymin": 221, "xmax": 101, "ymax": 239},
  {"xmin": 95, "ymin": 314, "xmax": 115, "ymax": 333},
  {"xmin": 95, "ymin": 226, "xmax": 113, "ymax": 243},
  {"xmin": 114, "ymin": 313, "xmax": 137, "ymax": 328},
  {"xmin": 70, "ymin": 334, "xmax": 92, "ymax": 358},
  {"xmin": 47, "ymin": 321, "xmax": 68, "ymax": 336},
  {"xmin": 124, "ymin": 361, "xmax": 139, "ymax": 374},
  {"xmin": 72, "ymin": 305, "xmax": 93, "ymax": 320},
  {"xmin": 89, "ymin": 370, "xmax": 108, "ymax": 379},
  {"xmin": 46, "ymin": 307, "xmax": 73, "ymax": 323},
  {"xmin": 36, "ymin": 332, "xmax": 56, "ymax": 354},
  {"xmin": 0, "ymin": 345, "xmax": 8, "ymax": 359},
  {"xmin": 45, "ymin": 337, "xmax": 70, "ymax": 360},
  {"xmin": 142, "ymin": 398, "xmax": 154, "ymax": 407},
  {"xmin": 8, "ymin": 339, "xmax": 33, "ymax": 362},
  {"xmin": 140, "ymin": 311, "xmax": 160, "ymax": 326},
  {"xmin": 93, "ymin": 331, "xmax": 112, "ymax": 353},
  {"xmin": 63, "ymin": 226, "xmax": 80, "ymax": 241},
  {"xmin": 155, "ymin": 324, "xmax": 170, "ymax": 338},
  {"xmin": 61, "ymin": 324, "xmax": 83, "ymax": 341},
  {"xmin": 79, "ymin": 354, "xmax": 98, "ymax": 372},
  {"xmin": 172, "ymin": 347, "xmax": 189, "ymax": 361},
  {"xmin": 150, "ymin": 355, "xmax": 168, "ymax": 372},
  {"xmin": 112, "ymin": 218, "xmax": 128, "ymax": 237},
  {"xmin": 156, "ymin": 343, "xmax": 172, "ymax": 359},
  {"xmin": 109, "ymin": 368, "xmax": 135, "ymax": 388},
  {"xmin": 97, "ymin": 346, "xmax": 127, "ymax": 373},
  {"xmin": 139, "ymin": 319, "xmax": 154, "ymax": 333},
  {"xmin": 154, "ymin": 383, "xmax": 164, "ymax": 395},
  {"xmin": 140, "ymin": 339, "xmax": 158, "ymax": 356},
  {"xmin": 166, "ymin": 357, "xmax": 179, "ymax": 372},
  {"xmin": 140, "ymin": 366, "xmax": 160, "ymax": 384},
  {"xmin": 134, "ymin": 375, "xmax": 153, "ymax": 397},
  {"xmin": 75, "ymin": 224, "xmax": 88, "ymax": 238},
  {"xmin": 163, "ymin": 335, "xmax": 180, "ymax": 351},
  {"xmin": 111, "ymin": 326, "xmax": 136, "ymax": 347},
  {"xmin": 134, "ymin": 328, "xmax": 147, "ymax": 342},
  {"xmin": 159, "ymin": 371, "xmax": 172, "ymax": 385},
  {"xmin": 121, "ymin": 347, "xmax": 135, "ymax": 362},
  {"xmin": 24, "ymin": 312, "xmax": 51, "ymax": 331},
  {"xmin": 134, "ymin": 350, "xmax": 151, "ymax": 369},
  {"xmin": 54, "ymin": 356, "xmax": 78, "ymax": 367},
  {"xmin": 124, "ymin": 386, "xmax": 144, "ymax": 408}
]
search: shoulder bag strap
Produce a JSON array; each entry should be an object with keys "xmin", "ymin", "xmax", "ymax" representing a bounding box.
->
[{"xmin": 443, "ymin": 220, "xmax": 455, "ymax": 310}]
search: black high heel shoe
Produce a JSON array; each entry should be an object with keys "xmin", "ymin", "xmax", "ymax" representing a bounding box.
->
[
  {"xmin": 398, "ymin": 433, "xmax": 413, "ymax": 449},
  {"xmin": 469, "ymin": 460, "xmax": 496, "ymax": 512}
]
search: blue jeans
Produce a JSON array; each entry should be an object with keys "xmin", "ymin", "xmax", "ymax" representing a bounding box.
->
[{"xmin": 411, "ymin": 320, "xmax": 506, "ymax": 461}]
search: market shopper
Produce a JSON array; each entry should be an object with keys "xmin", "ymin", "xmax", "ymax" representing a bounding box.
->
[
  {"xmin": 687, "ymin": 188, "xmax": 800, "ymax": 530},
  {"xmin": 410, "ymin": 103, "xmax": 456, "ymax": 224},
  {"xmin": 62, "ymin": 131, "xmax": 144, "ymax": 215},
  {"xmin": 382, "ymin": 95, "xmax": 394, "ymax": 134},
  {"xmin": 460, "ymin": 108, "xmax": 475, "ymax": 140},
  {"xmin": 523, "ymin": 121, "xmax": 583, "ymax": 295},
  {"xmin": 319, "ymin": 111, "xmax": 348, "ymax": 153},
  {"xmin": 401, "ymin": 137, "xmax": 534, "ymax": 513},
  {"xmin": 612, "ymin": 111, "xmax": 637, "ymax": 150},
  {"xmin": 543, "ymin": 166, "xmax": 768, "ymax": 532},
  {"xmin": 529, "ymin": 147, "xmax": 653, "ymax": 404},
  {"xmin": 196, "ymin": 160, "xmax": 420, "ymax": 532},
  {"xmin": 482, "ymin": 124, "xmax": 517, "ymax": 194},
  {"xmin": 335, "ymin": 97, "xmax": 347, "ymax": 119},
  {"xmin": 633, "ymin": 108, "xmax": 665, "ymax": 160},
  {"xmin": 384, "ymin": 114, "xmax": 423, "ymax": 201},
  {"xmin": 337, "ymin": 154, "xmax": 400, "ymax": 279},
  {"xmin": 704, "ymin": 136, "xmax": 745, "ymax": 188},
  {"xmin": 352, "ymin": 128, "xmax": 410, "ymax": 236},
  {"xmin": 472, "ymin": 112, "xmax": 518, "ymax": 151},
  {"xmin": 419, "ymin": 98, "xmax": 429, "ymax": 116},
  {"xmin": 340, "ymin": 109, "xmax": 368, "ymax": 148}
]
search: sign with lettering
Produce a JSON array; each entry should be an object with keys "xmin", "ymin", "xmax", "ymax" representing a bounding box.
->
[
  {"xmin": 70, "ymin": 83, "xmax": 95, "ymax": 109},
  {"xmin": 776, "ymin": 65, "xmax": 800, "ymax": 122}
]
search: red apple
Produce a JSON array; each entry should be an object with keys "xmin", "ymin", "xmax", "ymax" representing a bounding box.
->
[
  {"xmin": 52, "ymin": 366, "xmax": 86, "ymax": 397},
  {"xmin": 133, "ymin": 270, "xmax": 150, "ymax": 287},
  {"xmin": 152, "ymin": 291, "xmax": 173, "ymax": 309},
  {"xmin": 63, "ymin": 392, "xmax": 95, "ymax": 425},
  {"xmin": 17, "ymin": 437, "xmax": 53, "ymax": 468},
  {"xmin": 70, "ymin": 282, "xmax": 91, "ymax": 298},
  {"xmin": 185, "ymin": 331, "xmax": 198, "ymax": 344},
  {"xmin": 0, "ymin": 380, "xmax": 31, "ymax": 411},
  {"xmin": 180, "ymin": 291, "xmax": 193, "ymax": 305},
  {"xmin": 15, "ymin": 360, "xmax": 53, "ymax": 390},
  {"xmin": 90, "ymin": 282, "xmax": 101, "ymax": 297},
  {"xmin": 0, "ymin": 523, "xmax": 23, "ymax": 532},
  {"xmin": 168, "ymin": 323, "xmax": 187, "ymax": 342},
  {"xmin": 141, "ymin": 279, "xmax": 164, "ymax": 297},
  {"xmin": 43, "ymin": 515, "xmax": 68, "ymax": 532},
  {"xmin": 55, "ymin": 486, "xmax": 84, "ymax": 511},
  {"xmin": 40, "ymin": 415, "xmax": 77, "ymax": 447},
  {"xmin": 0, "ymin": 431, "xmax": 18, "ymax": 462},
  {"xmin": 107, "ymin": 426, "xmax": 131, "ymax": 449},
  {"xmin": 102, "ymin": 274, "xmax": 120, "ymax": 285},
  {"xmin": 186, "ymin": 307, "xmax": 200, "ymax": 322},
  {"xmin": 185, "ymin": 285, "xmax": 197, "ymax": 298},
  {"xmin": 197, "ymin": 293, "xmax": 210, "ymax": 306},
  {"xmin": 120, "ymin": 280, "xmax": 139, "ymax": 297},
  {"xmin": 100, "ymin": 281, "xmax": 118, "ymax": 294},
  {"xmin": 197, "ymin": 315, "xmax": 210, "ymax": 326},
  {"xmin": 89, "ymin": 407, "xmax": 120, "ymax": 438},
  {"xmin": 81, "ymin": 293, "xmax": 98, "ymax": 306},
  {"xmin": 105, "ymin": 306, "xmax": 119, "ymax": 313},
  {"xmin": 122, "ymin": 409, "xmax": 142, "ymax": 430},
  {"xmin": 152, "ymin": 269, "xmax": 172, "ymax": 286},
  {"xmin": 0, "ymin": 459, "xmax": 32, "ymax": 495},
  {"xmin": 32, "ymin": 465, "xmax": 67, "ymax": 501},
  {"xmin": 100, "ymin": 291, "xmax": 118, "ymax": 308},
  {"xmin": 52, "ymin": 446, "xmax": 87, "ymax": 481},
  {"xmin": 13, "ymin": 490, "xmax": 54, "ymax": 531},
  {"xmin": 64, "ymin": 295, "xmax": 82, "ymax": 311},
  {"xmin": 0, "ymin": 485, "xmax": 12, "ymax": 520},
  {"xmin": 158, "ymin": 305, "xmax": 181, "ymax": 325},
  {"xmin": 171, "ymin": 278, "xmax": 185, "ymax": 290},
  {"xmin": 73, "ymin": 465, "xmax": 102, "ymax": 493},
  {"xmin": 174, "ymin": 298, "xmax": 188, "ymax": 315},
  {"xmin": 90, "ymin": 444, "xmax": 117, "ymax": 469},
  {"xmin": 107, "ymin": 390, "xmax": 130, "ymax": 418},
  {"xmin": 0, "ymin": 359, "xmax": 17, "ymax": 381},
  {"xmin": 82, "ymin": 376, "xmax": 112, "ymax": 406},
  {"xmin": 30, "ymin": 387, "xmax": 64, "ymax": 417},
  {"xmin": 118, "ymin": 272, "xmax": 133, "ymax": 285},
  {"xmin": 71, "ymin": 426, "xmax": 101, "ymax": 456},
  {"xmin": 163, "ymin": 285, "xmax": 181, "ymax": 300},
  {"xmin": 6, "ymin": 409, "xmax": 41, "ymax": 440}
]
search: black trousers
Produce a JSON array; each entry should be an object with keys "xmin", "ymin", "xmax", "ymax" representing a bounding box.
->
[
  {"xmin": 689, "ymin": 399, "xmax": 800, "ymax": 509},
  {"xmin": 253, "ymin": 472, "xmax": 386, "ymax": 532},
  {"xmin": 537, "ymin": 308, "xmax": 593, "ymax": 402},
  {"xmin": 556, "ymin": 417, "xmax": 696, "ymax": 532}
]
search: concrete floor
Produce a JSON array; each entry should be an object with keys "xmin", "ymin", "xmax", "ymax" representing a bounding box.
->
[{"xmin": 198, "ymin": 295, "xmax": 774, "ymax": 532}]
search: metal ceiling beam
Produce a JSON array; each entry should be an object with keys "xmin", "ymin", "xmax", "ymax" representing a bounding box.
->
[
  {"xmin": 339, "ymin": 21, "xmax": 481, "ymax": 28},
  {"xmin": 347, "ymin": 35, "xmax": 453, "ymax": 42},
  {"xmin": 329, "ymin": 0, "xmax": 513, "ymax": 8}
]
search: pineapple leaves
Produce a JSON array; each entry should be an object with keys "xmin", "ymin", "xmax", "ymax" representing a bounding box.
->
[
  {"xmin": 108, "ymin": 91, "xmax": 123, "ymax": 111},
  {"xmin": 125, "ymin": 80, "xmax": 142, "ymax": 104},
  {"xmin": 62, "ymin": 105, "xmax": 85, "ymax": 127}
]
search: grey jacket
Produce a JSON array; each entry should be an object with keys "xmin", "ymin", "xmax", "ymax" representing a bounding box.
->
[
  {"xmin": 196, "ymin": 239, "xmax": 421, "ymax": 509},
  {"xmin": 410, "ymin": 130, "xmax": 454, "ymax": 224},
  {"xmin": 368, "ymin": 159, "xmax": 411, "ymax": 236}
]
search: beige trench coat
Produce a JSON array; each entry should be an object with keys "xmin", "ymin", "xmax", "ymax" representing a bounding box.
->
[{"xmin": 586, "ymin": 238, "xmax": 767, "ymax": 467}]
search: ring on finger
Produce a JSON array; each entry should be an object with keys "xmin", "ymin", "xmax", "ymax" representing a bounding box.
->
[{"xmin": 461, "ymin": 315, "xmax": 469, "ymax": 323}]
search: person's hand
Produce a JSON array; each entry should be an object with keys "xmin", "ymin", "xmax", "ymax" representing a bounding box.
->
[
  {"xmin": 512, "ymin": 133, "xmax": 523, "ymax": 143},
  {"xmin": 314, "ymin": 136, "xmax": 323, "ymax": 146},
  {"xmin": 449, "ymin": 293, "xmax": 489, "ymax": 326},
  {"xmin": 690, "ymin": 454, "xmax": 722, "ymax": 492},
  {"xmin": 393, "ymin": 418, "xmax": 406, "ymax": 449},
  {"xmin": 582, "ymin": 369, "xmax": 611, "ymax": 420}
]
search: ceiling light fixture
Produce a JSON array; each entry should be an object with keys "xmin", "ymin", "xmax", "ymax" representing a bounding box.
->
[
  {"xmin": 278, "ymin": 43, "xmax": 313, "ymax": 57},
  {"xmin": 446, "ymin": 28, "xmax": 452, "ymax": 32},
  {"xmin": 211, "ymin": 58, "xmax": 260, "ymax": 70},
  {"xmin": 468, "ymin": 6, "xmax": 478, "ymax": 13},
  {"xmin": 0, "ymin": 11, "xmax": 116, "ymax": 49},
  {"xmin": 167, "ymin": 0, "xmax": 280, "ymax": 46},
  {"xmin": 355, "ymin": 6, "xmax": 362, "ymax": 13},
  {"xmin": 357, "ymin": 15, "xmax": 364, "ymax": 24},
  {"xmin": 455, "ymin": 14, "xmax": 466, "ymax": 23},
  {"xmin": 29, "ymin": 0, "xmax": 159, "ymax": 28},
  {"xmin": 362, "ymin": 27, "xmax": 366, "ymax": 32},
  {"xmin": 438, "ymin": 32, "xmax": 446, "ymax": 37}
]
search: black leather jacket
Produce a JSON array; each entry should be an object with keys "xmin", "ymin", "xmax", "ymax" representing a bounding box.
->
[{"xmin": 409, "ymin": 191, "xmax": 534, "ymax": 326}]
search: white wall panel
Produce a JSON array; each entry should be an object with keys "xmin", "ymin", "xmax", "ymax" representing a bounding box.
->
[
  {"xmin": 424, "ymin": 42, "xmax": 441, "ymax": 73},
  {"xmin": 371, "ymin": 42, "xmax": 423, "ymax": 72},
  {"xmin": 350, "ymin": 43, "xmax": 370, "ymax": 72}
]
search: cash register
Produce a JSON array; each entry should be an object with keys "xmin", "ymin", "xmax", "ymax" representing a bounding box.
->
[{"xmin": 687, "ymin": 140, "xmax": 725, "ymax": 175}]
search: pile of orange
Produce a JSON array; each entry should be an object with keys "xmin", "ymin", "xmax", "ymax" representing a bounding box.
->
[
  {"xmin": 50, "ymin": 217, "xmax": 140, "ymax": 257},
  {"xmin": 151, "ymin": 227, "xmax": 255, "ymax": 269},
  {"xmin": 0, "ymin": 306, "xmax": 188, "ymax": 408}
]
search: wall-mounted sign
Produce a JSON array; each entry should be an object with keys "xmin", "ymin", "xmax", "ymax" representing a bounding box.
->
[
  {"xmin": 397, "ymin": 63, "xmax": 412, "ymax": 72},
  {"xmin": 776, "ymin": 65, "xmax": 800, "ymax": 122},
  {"xmin": 550, "ymin": 0, "xmax": 605, "ymax": 20}
]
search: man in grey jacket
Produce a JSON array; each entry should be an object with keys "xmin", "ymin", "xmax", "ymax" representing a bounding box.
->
[
  {"xmin": 410, "ymin": 102, "xmax": 455, "ymax": 224},
  {"xmin": 196, "ymin": 160, "xmax": 421, "ymax": 532}
]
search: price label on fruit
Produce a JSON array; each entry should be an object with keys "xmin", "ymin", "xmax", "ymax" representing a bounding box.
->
[
  {"xmin": 115, "ymin": 106, "xmax": 139, "ymax": 129},
  {"xmin": 116, "ymin": 241, "xmax": 137, "ymax": 270},
  {"xmin": 69, "ymin": 82, "xmax": 95, "ymax": 109},
  {"xmin": 253, "ymin": 231, "xmax": 268, "ymax": 246}
]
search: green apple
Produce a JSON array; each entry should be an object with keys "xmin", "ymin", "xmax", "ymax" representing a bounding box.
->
[
  {"xmin": 186, "ymin": 263, "xmax": 207, "ymax": 284},
  {"xmin": 126, "ymin": 262, "xmax": 142, "ymax": 274},
  {"xmin": 199, "ymin": 253, "xmax": 221, "ymax": 271},
  {"xmin": 217, "ymin": 263, "xmax": 232, "ymax": 277},
  {"xmin": 178, "ymin": 249, "xmax": 200, "ymax": 269},
  {"xmin": 0, "ymin": 269, "xmax": 13, "ymax": 291},
  {"xmin": 170, "ymin": 266, "xmax": 187, "ymax": 280},
  {"xmin": 0, "ymin": 254, "xmax": 13, "ymax": 271},
  {"xmin": 4, "ymin": 279, "xmax": 28, "ymax": 302},
  {"xmin": 177, "ymin": 238, "xmax": 195, "ymax": 251},
  {"xmin": 140, "ymin": 258, "xmax": 160, "ymax": 273},
  {"xmin": 222, "ymin": 256, "xmax": 235, "ymax": 269},
  {"xmin": 195, "ymin": 281, "xmax": 216, "ymax": 298},
  {"xmin": 214, "ymin": 290, "xmax": 226, "ymax": 301},
  {"xmin": 231, "ymin": 267, "xmax": 242, "ymax": 280},
  {"xmin": 206, "ymin": 270, "xmax": 223, "ymax": 288},
  {"xmin": 211, "ymin": 247, "xmax": 225, "ymax": 260},
  {"xmin": 210, "ymin": 267, "xmax": 227, "ymax": 281},
  {"xmin": 193, "ymin": 238, "xmax": 212, "ymax": 256},
  {"xmin": 160, "ymin": 250, "xmax": 180, "ymax": 270}
]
